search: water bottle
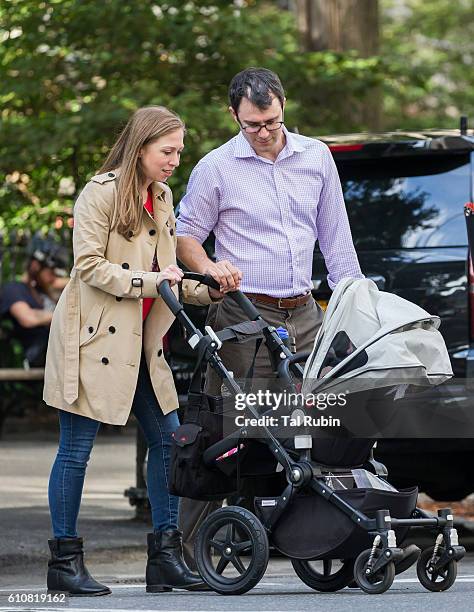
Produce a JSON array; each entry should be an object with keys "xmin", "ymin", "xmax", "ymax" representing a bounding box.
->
[
  {"xmin": 221, "ymin": 371, "xmax": 234, "ymax": 398},
  {"xmin": 276, "ymin": 326, "xmax": 295, "ymax": 352}
]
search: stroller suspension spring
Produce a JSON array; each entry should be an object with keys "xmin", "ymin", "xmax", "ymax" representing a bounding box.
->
[
  {"xmin": 429, "ymin": 534, "xmax": 444, "ymax": 567},
  {"xmin": 366, "ymin": 535, "xmax": 382, "ymax": 572}
]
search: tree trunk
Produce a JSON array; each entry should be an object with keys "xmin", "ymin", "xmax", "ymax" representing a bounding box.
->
[{"xmin": 295, "ymin": 0, "xmax": 381, "ymax": 129}]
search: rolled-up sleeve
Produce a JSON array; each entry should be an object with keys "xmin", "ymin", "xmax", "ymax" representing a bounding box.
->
[
  {"xmin": 316, "ymin": 146, "xmax": 364, "ymax": 289},
  {"xmin": 181, "ymin": 280, "xmax": 222, "ymax": 306},
  {"xmin": 176, "ymin": 162, "xmax": 220, "ymax": 244}
]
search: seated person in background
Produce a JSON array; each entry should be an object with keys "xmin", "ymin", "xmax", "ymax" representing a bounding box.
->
[{"xmin": 0, "ymin": 240, "xmax": 68, "ymax": 367}]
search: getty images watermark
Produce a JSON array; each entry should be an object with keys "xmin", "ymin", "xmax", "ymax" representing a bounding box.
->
[{"xmin": 233, "ymin": 390, "xmax": 345, "ymax": 428}]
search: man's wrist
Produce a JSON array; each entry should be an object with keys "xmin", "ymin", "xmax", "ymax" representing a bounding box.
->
[{"xmin": 197, "ymin": 257, "xmax": 214, "ymax": 275}]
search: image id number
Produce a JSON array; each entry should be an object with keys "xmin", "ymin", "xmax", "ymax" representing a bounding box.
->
[{"xmin": 7, "ymin": 592, "xmax": 67, "ymax": 603}]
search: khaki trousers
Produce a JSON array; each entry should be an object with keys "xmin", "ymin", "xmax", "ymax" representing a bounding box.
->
[{"xmin": 179, "ymin": 294, "xmax": 324, "ymax": 568}]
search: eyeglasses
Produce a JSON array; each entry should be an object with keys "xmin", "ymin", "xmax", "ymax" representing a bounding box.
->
[{"xmin": 237, "ymin": 118, "xmax": 284, "ymax": 134}]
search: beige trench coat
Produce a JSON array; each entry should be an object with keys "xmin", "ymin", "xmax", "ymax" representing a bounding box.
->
[{"xmin": 43, "ymin": 170, "xmax": 215, "ymax": 425}]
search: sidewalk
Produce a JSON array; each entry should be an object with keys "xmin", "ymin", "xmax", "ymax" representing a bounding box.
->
[{"xmin": 0, "ymin": 428, "xmax": 147, "ymax": 578}]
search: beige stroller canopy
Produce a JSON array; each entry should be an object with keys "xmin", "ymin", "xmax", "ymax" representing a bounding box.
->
[{"xmin": 302, "ymin": 278, "xmax": 453, "ymax": 396}]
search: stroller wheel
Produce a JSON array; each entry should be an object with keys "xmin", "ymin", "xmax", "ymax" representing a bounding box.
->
[
  {"xmin": 194, "ymin": 506, "xmax": 269, "ymax": 595},
  {"xmin": 416, "ymin": 546, "xmax": 457, "ymax": 592},
  {"xmin": 354, "ymin": 549, "xmax": 395, "ymax": 594},
  {"xmin": 291, "ymin": 558, "xmax": 355, "ymax": 592}
]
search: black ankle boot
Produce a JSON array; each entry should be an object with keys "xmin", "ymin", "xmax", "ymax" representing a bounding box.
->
[
  {"xmin": 146, "ymin": 530, "xmax": 208, "ymax": 592},
  {"xmin": 47, "ymin": 538, "xmax": 111, "ymax": 597}
]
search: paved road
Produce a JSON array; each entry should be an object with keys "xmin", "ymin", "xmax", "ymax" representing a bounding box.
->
[{"xmin": 1, "ymin": 556, "xmax": 474, "ymax": 612}]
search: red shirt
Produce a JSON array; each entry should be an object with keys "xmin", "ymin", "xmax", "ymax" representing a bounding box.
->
[{"xmin": 142, "ymin": 189, "xmax": 157, "ymax": 321}]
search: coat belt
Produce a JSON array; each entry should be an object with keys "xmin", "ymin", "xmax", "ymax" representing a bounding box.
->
[{"xmin": 63, "ymin": 268, "xmax": 80, "ymax": 404}]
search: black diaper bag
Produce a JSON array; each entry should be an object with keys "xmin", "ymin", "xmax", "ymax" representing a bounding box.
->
[{"xmin": 169, "ymin": 367, "xmax": 242, "ymax": 501}]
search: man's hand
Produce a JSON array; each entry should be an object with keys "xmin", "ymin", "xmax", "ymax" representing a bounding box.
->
[
  {"xmin": 204, "ymin": 260, "xmax": 242, "ymax": 293},
  {"xmin": 176, "ymin": 236, "xmax": 243, "ymax": 293},
  {"xmin": 156, "ymin": 265, "xmax": 184, "ymax": 289}
]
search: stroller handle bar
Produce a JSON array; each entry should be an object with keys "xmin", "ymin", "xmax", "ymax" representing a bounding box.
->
[{"xmin": 158, "ymin": 272, "xmax": 262, "ymax": 321}]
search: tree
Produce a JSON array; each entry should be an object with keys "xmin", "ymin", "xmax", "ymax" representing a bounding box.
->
[
  {"xmin": 295, "ymin": 0, "xmax": 381, "ymax": 129},
  {"xmin": 381, "ymin": 0, "xmax": 474, "ymax": 130},
  {"xmin": 296, "ymin": 0, "xmax": 379, "ymax": 56},
  {"xmin": 0, "ymin": 0, "xmax": 386, "ymax": 238}
]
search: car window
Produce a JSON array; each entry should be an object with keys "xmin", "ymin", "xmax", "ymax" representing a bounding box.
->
[{"xmin": 338, "ymin": 154, "xmax": 471, "ymax": 249}]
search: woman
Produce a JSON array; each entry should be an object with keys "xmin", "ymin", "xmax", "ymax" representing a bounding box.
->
[{"xmin": 43, "ymin": 106, "xmax": 220, "ymax": 596}]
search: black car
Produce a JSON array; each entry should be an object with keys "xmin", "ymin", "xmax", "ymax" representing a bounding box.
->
[
  {"xmin": 316, "ymin": 128, "xmax": 474, "ymax": 500},
  {"xmin": 167, "ymin": 126, "xmax": 474, "ymax": 501}
]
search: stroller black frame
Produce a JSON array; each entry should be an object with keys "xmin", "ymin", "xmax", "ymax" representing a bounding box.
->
[{"xmin": 159, "ymin": 273, "xmax": 465, "ymax": 595}]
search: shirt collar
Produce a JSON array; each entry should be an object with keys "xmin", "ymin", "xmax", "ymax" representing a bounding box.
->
[
  {"xmin": 233, "ymin": 125, "xmax": 306, "ymax": 160},
  {"xmin": 283, "ymin": 126, "xmax": 306, "ymax": 154},
  {"xmin": 234, "ymin": 131, "xmax": 256, "ymax": 158}
]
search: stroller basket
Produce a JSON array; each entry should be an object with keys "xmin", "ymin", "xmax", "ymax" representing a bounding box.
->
[{"xmin": 256, "ymin": 486, "xmax": 418, "ymax": 560}]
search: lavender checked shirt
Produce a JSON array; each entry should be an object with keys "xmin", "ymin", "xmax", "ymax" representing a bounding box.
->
[{"xmin": 176, "ymin": 127, "xmax": 363, "ymax": 297}]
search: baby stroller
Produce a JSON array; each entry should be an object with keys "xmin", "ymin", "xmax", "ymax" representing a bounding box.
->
[{"xmin": 159, "ymin": 273, "xmax": 465, "ymax": 596}]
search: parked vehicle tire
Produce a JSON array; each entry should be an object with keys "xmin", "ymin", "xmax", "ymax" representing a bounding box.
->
[{"xmin": 424, "ymin": 488, "xmax": 472, "ymax": 502}]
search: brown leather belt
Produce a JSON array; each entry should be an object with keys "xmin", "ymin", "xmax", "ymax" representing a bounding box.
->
[{"xmin": 245, "ymin": 292, "xmax": 312, "ymax": 309}]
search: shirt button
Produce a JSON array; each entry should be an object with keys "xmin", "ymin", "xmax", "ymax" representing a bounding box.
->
[
  {"xmin": 88, "ymin": 326, "xmax": 94, "ymax": 333},
  {"xmin": 108, "ymin": 326, "xmax": 116, "ymax": 334},
  {"xmin": 116, "ymin": 297, "xmax": 122, "ymax": 302},
  {"xmin": 101, "ymin": 357, "xmax": 109, "ymax": 365},
  {"xmin": 149, "ymin": 229, "xmax": 156, "ymax": 236},
  {"xmin": 122, "ymin": 262, "xmax": 130, "ymax": 269},
  {"xmin": 107, "ymin": 172, "xmax": 115, "ymax": 178},
  {"xmin": 157, "ymin": 349, "xmax": 163, "ymax": 357}
]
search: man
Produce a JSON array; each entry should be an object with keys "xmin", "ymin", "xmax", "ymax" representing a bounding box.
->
[
  {"xmin": 0, "ymin": 240, "xmax": 68, "ymax": 367},
  {"xmin": 175, "ymin": 67, "xmax": 364, "ymax": 566}
]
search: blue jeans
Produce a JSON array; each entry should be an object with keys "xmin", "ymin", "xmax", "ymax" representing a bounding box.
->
[{"xmin": 48, "ymin": 356, "xmax": 180, "ymax": 538}]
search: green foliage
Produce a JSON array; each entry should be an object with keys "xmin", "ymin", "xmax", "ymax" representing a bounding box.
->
[
  {"xmin": 381, "ymin": 0, "xmax": 474, "ymax": 129},
  {"xmin": 0, "ymin": 0, "xmax": 385, "ymax": 236}
]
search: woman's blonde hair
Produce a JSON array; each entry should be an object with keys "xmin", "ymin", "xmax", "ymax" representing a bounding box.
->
[{"xmin": 99, "ymin": 106, "xmax": 184, "ymax": 238}]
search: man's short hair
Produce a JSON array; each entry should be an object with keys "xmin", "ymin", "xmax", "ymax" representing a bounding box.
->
[{"xmin": 229, "ymin": 67, "xmax": 285, "ymax": 113}]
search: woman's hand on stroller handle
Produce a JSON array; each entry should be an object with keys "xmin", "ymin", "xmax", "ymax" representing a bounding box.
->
[{"xmin": 155, "ymin": 265, "xmax": 184, "ymax": 289}]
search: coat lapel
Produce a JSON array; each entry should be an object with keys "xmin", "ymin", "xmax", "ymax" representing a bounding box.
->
[{"xmin": 151, "ymin": 182, "xmax": 172, "ymax": 233}]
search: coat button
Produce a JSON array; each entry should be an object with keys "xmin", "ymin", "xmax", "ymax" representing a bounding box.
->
[
  {"xmin": 108, "ymin": 326, "xmax": 116, "ymax": 334},
  {"xmin": 149, "ymin": 229, "xmax": 156, "ymax": 236},
  {"xmin": 116, "ymin": 297, "xmax": 122, "ymax": 302},
  {"xmin": 88, "ymin": 326, "xmax": 94, "ymax": 333},
  {"xmin": 122, "ymin": 262, "xmax": 129, "ymax": 269},
  {"xmin": 169, "ymin": 228, "xmax": 174, "ymax": 236},
  {"xmin": 101, "ymin": 357, "xmax": 109, "ymax": 365},
  {"xmin": 157, "ymin": 349, "xmax": 163, "ymax": 357},
  {"xmin": 108, "ymin": 172, "xmax": 115, "ymax": 178}
]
